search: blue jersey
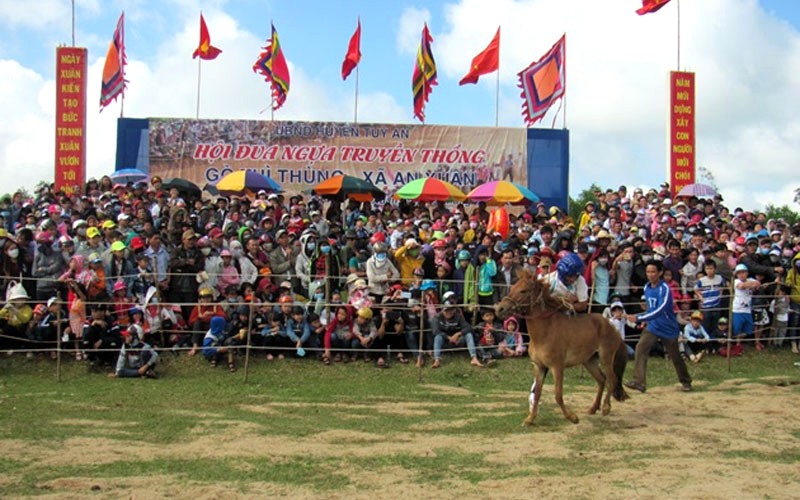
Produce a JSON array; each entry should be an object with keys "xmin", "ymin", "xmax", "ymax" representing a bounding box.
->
[{"xmin": 637, "ymin": 280, "xmax": 680, "ymax": 339}]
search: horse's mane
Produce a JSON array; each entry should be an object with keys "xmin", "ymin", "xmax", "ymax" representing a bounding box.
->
[{"xmin": 516, "ymin": 269, "xmax": 574, "ymax": 313}]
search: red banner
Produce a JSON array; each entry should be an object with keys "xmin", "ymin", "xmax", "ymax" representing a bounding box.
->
[
  {"xmin": 668, "ymin": 71, "xmax": 695, "ymax": 197},
  {"xmin": 55, "ymin": 47, "xmax": 88, "ymax": 196}
]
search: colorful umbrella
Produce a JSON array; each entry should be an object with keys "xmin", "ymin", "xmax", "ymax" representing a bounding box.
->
[
  {"xmin": 395, "ymin": 178, "xmax": 466, "ymax": 202},
  {"xmin": 676, "ymin": 183, "xmax": 717, "ymax": 198},
  {"xmin": 215, "ymin": 170, "xmax": 281, "ymax": 196},
  {"xmin": 110, "ymin": 168, "xmax": 147, "ymax": 184},
  {"xmin": 466, "ymin": 180, "xmax": 540, "ymax": 205},
  {"xmin": 311, "ymin": 175, "xmax": 385, "ymax": 202}
]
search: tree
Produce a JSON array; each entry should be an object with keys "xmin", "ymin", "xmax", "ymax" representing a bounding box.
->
[
  {"xmin": 763, "ymin": 204, "xmax": 799, "ymax": 226},
  {"xmin": 568, "ymin": 182, "xmax": 602, "ymax": 224}
]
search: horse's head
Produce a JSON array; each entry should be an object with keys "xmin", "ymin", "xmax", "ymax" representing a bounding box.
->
[{"xmin": 496, "ymin": 268, "xmax": 545, "ymax": 319}]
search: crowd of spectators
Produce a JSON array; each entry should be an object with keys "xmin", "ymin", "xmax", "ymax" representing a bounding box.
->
[{"xmin": 0, "ymin": 175, "xmax": 798, "ymax": 377}]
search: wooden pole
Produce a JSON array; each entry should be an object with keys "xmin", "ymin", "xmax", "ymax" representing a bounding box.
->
[
  {"xmin": 726, "ymin": 277, "xmax": 734, "ymax": 373},
  {"xmin": 56, "ymin": 297, "xmax": 62, "ymax": 382},
  {"xmin": 417, "ymin": 301, "xmax": 425, "ymax": 381},
  {"xmin": 243, "ymin": 296, "xmax": 254, "ymax": 383}
]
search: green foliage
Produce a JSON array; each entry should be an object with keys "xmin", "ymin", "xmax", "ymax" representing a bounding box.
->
[
  {"xmin": 763, "ymin": 204, "xmax": 799, "ymax": 225},
  {"xmin": 568, "ymin": 182, "xmax": 602, "ymax": 224}
]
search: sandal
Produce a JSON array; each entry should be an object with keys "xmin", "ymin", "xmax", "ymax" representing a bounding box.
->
[
  {"xmin": 397, "ymin": 354, "xmax": 409, "ymax": 364},
  {"xmin": 333, "ymin": 353, "xmax": 343, "ymax": 363},
  {"xmin": 322, "ymin": 355, "xmax": 331, "ymax": 365},
  {"xmin": 432, "ymin": 359, "xmax": 441, "ymax": 369},
  {"xmin": 228, "ymin": 362, "xmax": 237, "ymax": 373},
  {"xmin": 210, "ymin": 358, "xmax": 217, "ymax": 368},
  {"xmin": 376, "ymin": 357, "xmax": 387, "ymax": 368}
]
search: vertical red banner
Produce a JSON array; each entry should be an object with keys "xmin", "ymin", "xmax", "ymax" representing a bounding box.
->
[
  {"xmin": 668, "ymin": 71, "xmax": 695, "ymax": 197},
  {"xmin": 55, "ymin": 47, "xmax": 88, "ymax": 196}
]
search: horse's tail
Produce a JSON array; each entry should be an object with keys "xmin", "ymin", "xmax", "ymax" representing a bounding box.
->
[{"xmin": 612, "ymin": 340, "xmax": 630, "ymax": 402}]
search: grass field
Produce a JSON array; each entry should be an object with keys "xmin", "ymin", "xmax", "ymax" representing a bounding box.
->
[{"xmin": 1, "ymin": 349, "xmax": 799, "ymax": 499}]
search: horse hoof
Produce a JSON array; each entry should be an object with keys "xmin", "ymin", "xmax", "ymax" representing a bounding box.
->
[
  {"xmin": 602, "ymin": 405, "xmax": 611, "ymax": 416},
  {"xmin": 522, "ymin": 416, "xmax": 536, "ymax": 426},
  {"xmin": 566, "ymin": 413, "xmax": 579, "ymax": 424},
  {"xmin": 587, "ymin": 407, "xmax": 598, "ymax": 415}
]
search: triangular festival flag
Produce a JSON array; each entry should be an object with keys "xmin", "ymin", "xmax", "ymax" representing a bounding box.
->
[
  {"xmin": 100, "ymin": 12, "xmax": 127, "ymax": 111},
  {"xmin": 517, "ymin": 34, "xmax": 566, "ymax": 127},
  {"xmin": 412, "ymin": 23, "xmax": 437, "ymax": 122},
  {"xmin": 252, "ymin": 23, "xmax": 291, "ymax": 111}
]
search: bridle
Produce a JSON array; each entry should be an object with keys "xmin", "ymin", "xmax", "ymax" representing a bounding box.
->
[{"xmin": 499, "ymin": 284, "xmax": 543, "ymax": 318}]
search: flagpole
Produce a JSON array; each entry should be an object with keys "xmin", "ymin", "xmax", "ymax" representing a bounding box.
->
[
  {"xmin": 354, "ymin": 66, "xmax": 359, "ymax": 124},
  {"xmin": 196, "ymin": 58, "xmax": 202, "ymax": 119},
  {"xmin": 563, "ymin": 34, "xmax": 567, "ymax": 129},
  {"xmin": 677, "ymin": 0, "xmax": 681, "ymax": 70},
  {"xmin": 71, "ymin": 0, "xmax": 75, "ymax": 46},
  {"xmin": 495, "ymin": 62, "xmax": 500, "ymax": 127}
]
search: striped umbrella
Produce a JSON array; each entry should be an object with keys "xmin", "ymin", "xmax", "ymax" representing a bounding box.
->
[
  {"xmin": 395, "ymin": 178, "xmax": 466, "ymax": 202},
  {"xmin": 466, "ymin": 180, "xmax": 540, "ymax": 206}
]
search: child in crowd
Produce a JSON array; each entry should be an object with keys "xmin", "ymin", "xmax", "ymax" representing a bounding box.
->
[
  {"xmin": 352, "ymin": 307, "xmax": 378, "ymax": 363},
  {"xmin": 680, "ymin": 311, "xmax": 712, "ymax": 362},
  {"xmin": 732, "ymin": 263, "xmax": 760, "ymax": 350},
  {"xmin": 202, "ymin": 316, "xmax": 241, "ymax": 372},
  {"xmin": 770, "ymin": 284, "xmax": 791, "ymax": 349},
  {"xmin": 501, "ymin": 316, "xmax": 525, "ymax": 358},
  {"xmin": 475, "ymin": 308, "xmax": 503, "ymax": 362},
  {"xmin": 285, "ymin": 306, "xmax": 311, "ymax": 357},
  {"xmin": 112, "ymin": 327, "xmax": 158, "ymax": 379},
  {"xmin": 322, "ymin": 305, "xmax": 356, "ymax": 364},
  {"xmin": 607, "ymin": 300, "xmax": 635, "ymax": 358}
]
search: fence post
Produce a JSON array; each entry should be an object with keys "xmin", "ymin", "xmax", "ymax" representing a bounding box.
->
[
  {"xmin": 56, "ymin": 297, "xmax": 62, "ymax": 383},
  {"xmin": 243, "ymin": 296, "xmax": 254, "ymax": 383}
]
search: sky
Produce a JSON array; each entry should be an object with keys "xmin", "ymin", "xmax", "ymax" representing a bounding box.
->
[{"xmin": 1, "ymin": 0, "xmax": 799, "ymax": 212}]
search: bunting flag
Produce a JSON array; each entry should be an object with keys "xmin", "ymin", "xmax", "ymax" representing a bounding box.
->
[
  {"xmin": 459, "ymin": 27, "xmax": 500, "ymax": 85},
  {"xmin": 636, "ymin": 0, "xmax": 673, "ymax": 15},
  {"xmin": 100, "ymin": 12, "xmax": 127, "ymax": 111},
  {"xmin": 412, "ymin": 23, "xmax": 437, "ymax": 122},
  {"xmin": 252, "ymin": 23, "xmax": 291, "ymax": 110},
  {"xmin": 517, "ymin": 34, "xmax": 566, "ymax": 127},
  {"xmin": 192, "ymin": 13, "xmax": 222, "ymax": 60},
  {"xmin": 341, "ymin": 19, "xmax": 361, "ymax": 80}
]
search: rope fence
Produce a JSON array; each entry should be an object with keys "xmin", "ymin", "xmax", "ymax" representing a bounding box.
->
[{"xmin": 1, "ymin": 271, "xmax": 799, "ymax": 382}]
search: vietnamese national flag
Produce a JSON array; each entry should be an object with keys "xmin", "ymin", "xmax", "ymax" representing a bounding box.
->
[
  {"xmin": 192, "ymin": 13, "xmax": 222, "ymax": 60},
  {"xmin": 341, "ymin": 19, "xmax": 362, "ymax": 80},
  {"xmin": 459, "ymin": 27, "xmax": 500, "ymax": 85},
  {"xmin": 636, "ymin": 0, "xmax": 673, "ymax": 15}
]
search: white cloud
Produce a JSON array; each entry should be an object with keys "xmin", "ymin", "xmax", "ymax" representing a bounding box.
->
[
  {"xmin": 396, "ymin": 6, "xmax": 432, "ymax": 56},
  {"xmin": 0, "ymin": 9, "xmax": 407, "ymax": 192},
  {"xmin": 433, "ymin": 0, "xmax": 800, "ymax": 210}
]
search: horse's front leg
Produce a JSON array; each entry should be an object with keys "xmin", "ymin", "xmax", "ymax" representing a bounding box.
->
[
  {"xmin": 523, "ymin": 363, "xmax": 546, "ymax": 426},
  {"xmin": 553, "ymin": 365, "xmax": 579, "ymax": 424}
]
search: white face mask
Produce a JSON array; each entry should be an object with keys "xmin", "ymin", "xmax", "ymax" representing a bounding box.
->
[
  {"xmin": 200, "ymin": 247, "xmax": 211, "ymax": 256},
  {"xmin": 7, "ymin": 248, "xmax": 19, "ymax": 259}
]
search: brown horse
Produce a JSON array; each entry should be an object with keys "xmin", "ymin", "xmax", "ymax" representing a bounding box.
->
[{"xmin": 496, "ymin": 269, "xmax": 629, "ymax": 426}]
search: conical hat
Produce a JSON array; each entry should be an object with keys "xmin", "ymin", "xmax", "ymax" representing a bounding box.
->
[{"xmin": 5, "ymin": 280, "xmax": 30, "ymax": 301}]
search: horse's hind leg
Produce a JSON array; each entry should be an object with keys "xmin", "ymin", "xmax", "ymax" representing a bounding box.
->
[
  {"xmin": 523, "ymin": 364, "xmax": 546, "ymax": 426},
  {"xmin": 583, "ymin": 356, "xmax": 606, "ymax": 415},
  {"xmin": 600, "ymin": 349, "xmax": 617, "ymax": 416},
  {"xmin": 552, "ymin": 365, "xmax": 579, "ymax": 424}
]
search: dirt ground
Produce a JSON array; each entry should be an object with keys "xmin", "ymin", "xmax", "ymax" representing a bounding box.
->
[{"xmin": 3, "ymin": 379, "xmax": 800, "ymax": 499}]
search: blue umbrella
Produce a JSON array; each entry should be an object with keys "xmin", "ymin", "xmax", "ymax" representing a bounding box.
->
[{"xmin": 110, "ymin": 168, "xmax": 147, "ymax": 184}]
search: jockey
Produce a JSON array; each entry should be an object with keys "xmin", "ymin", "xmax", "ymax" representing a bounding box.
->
[{"xmin": 529, "ymin": 252, "xmax": 590, "ymax": 409}]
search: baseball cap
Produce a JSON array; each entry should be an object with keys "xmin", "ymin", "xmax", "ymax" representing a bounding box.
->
[{"xmin": 86, "ymin": 227, "xmax": 101, "ymax": 239}]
